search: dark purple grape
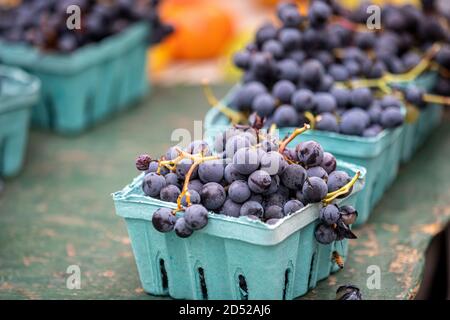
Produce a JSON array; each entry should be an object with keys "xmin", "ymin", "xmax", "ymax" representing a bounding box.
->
[
  {"xmin": 314, "ymin": 93, "xmax": 337, "ymax": 113},
  {"xmin": 165, "ymin": 172, "xmax": 181, "ymax": 188},
  {"xmin": 278, "ymin": 5, "xmax": 302, "ymax": 28},
  {"xmin": 283, "ymin": 199, "xmax": 304, "ymax": 215},
  {"xmin": 176, "ymin": 158, "xmax": 198, "ymax": 180},
  {"xmin": 363, "ymin": 124, "xmax": 383, "ymax": 137},
  {"xmin": 272, "ymin": 80, "xmax": 296, "ymax": 104},
  {"xmin": 264, "ymin": 205, "xmax": 284, "ymax": 220},
  {"xmin": 224, "ymin": 164, "xmax": 247, "ymax": 184},
  {"xmin": 319, "ymin": 204, "xmax": 340, "ymax": 225},
  {"xmin": 186, "ymin": 140, "xmax": 211, "ymax": 156},
  {"xmin": 405, "ymin": 86, "xmax": 425, "ymax": 107},
  {"xmin": 380, "ymin": 107, "xmax": 404, "ymax": 128},
  {"xmin": 255, "ymin": 22, "xmax": 277, "ymax": 47},
  {"xmin": 315, "ymin": 223, "xmax": 337, "ymax": 244},
  {"xmin": 187, "ymin": 179, "xmax": 204, "ymax": 194},
  {"xmin": 152, "ymin": 208, "xmax": 176, "ymax": 233},
  {"xmin": 301, "ymin": 60, "xmax": 325, "ymax": 87},
  {"xmin": 220, "ymin": 199, "xmax": 242, "ymax": 217},
  {"xmin": 276, "ymin": 59, "xmax": 300, "ymax": 82},
  {"xmin": 320, "ymin": 152, "xmax": 337, "ymax": 174},
  {"xmin": 235, "ymin": 82, "xmax": 267, "ymax": 111},
  {"xmin": 278, "ymin": 28, "xmax": 302, "ymax": 50},
  {"xmin": 336, "ymin": 284, "xmax": 363, "ymax": 300},
  {"xmin": 281, "ymin": 164, "xmax": 307, "ymax": 190},
  {"xmin": 316, "ymin": 112, "xmax": 339, "ymax": 133},
  {"xmin": 339, "ymin": 108, "xmax": 370, "ymax": 136},
  {"xmin": 328, "ymin": 64, "xmax": 350, "ymax": 81},
  {"xmin": 308, "ymin": 1, "xmax": 332, "ymax": 28},
  {"xmin": 266, "ymin": 218, "xmax": 281, "ymax": 225},
  {"xmin": 174, "ymin": 217, "xmax": 194, "ymax": 238},
  {"xmin": 160, "ymin": 185, "xmax": 181, "ymax": 203},
  {"xmin": 229, "ymin": 180, "xmax": 252, "ymax": 204},
  {"xmin": 291, "ymin": 89, "xmax": 315, "ymax": 112},
  {"xmin": 252, "ymin": 93, "xmax": 276, "ymax": 117},
  {"xmin": 296, "ymin": 141, "xmax": 324, "ymax": 167},
  {"xmin": 198, "ymin": 160, "xmax": 224, "ymax": 183},
  {"xmin": 248, "ymin": 170, "xmax": 272, "ymax": 194},
  {"xmin": 273, "ymin": 105, "xmax": 299, "ymax": 127},
  {"xmin": 327, "ymin": 171, "xmax": 351, "ymax": 194},
  {"xmin": 136, "ymin": 154, "xmax": 152, "ymax": 171},
  {"xmin": 181, "ymin": 190, "xmax": 201, "ymax": 207},
  {"xmin": 233, "ymin": 50, "xmax": 251, "ymax": 70},
  {"xmin": 368, "ymin": 103, "xmax": 382, "ymax": 124},
  {"xmin": 232, "ymin": 147, "xmax": 260, "ymax": 175},
  {"xmin": 350, "ymin": 88, "xmax": 373, "ymax": 109},
  {"xmin": 302, "ymin": 177, "xmax": 328, "ymax": 203},
  {"xmin": 142, "ymin": 173, "xmax": 166, "ymax": 197},
  {"xmin": 184, "ymin": 204, "xmax": 208, "ymax": 230},
  {"xmin": 200, "ymin": 182, "xmax": 226, "ymax": 210},
  {"xmin": 330, "ymin": 87, "xmax": 350, "ymax": 109},
  {"xmin": 262, "ymin": 39, "xmax": 284, "ymax": 60},
  {"xmin": 260, "ymin": 151, "xmax": 287, "ymax": 176},
  {"xmin": 240, "ymin": 201, "xmax": 264, "ymax": 218},
  {"xmin": 307, "ymin": 166, "xmax": 328, "ymax": 181}
]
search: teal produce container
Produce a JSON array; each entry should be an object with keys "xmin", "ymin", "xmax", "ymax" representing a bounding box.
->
[
  {"xmin": 204, "ymin": 89, "xmax": 403, "ymax": 227},
  {"xmin": 0, "ymin": 23, "xmax": 150, "ymax": 135},
  {"xmin": 113, "ymin": 161, "xmax": 365, "ymax": 300},
  {"xmin": 396, "ymin": 72, "xmax": 442, "ymax": 163},
  {"xmin": 0, "ymin": 65, "xmax": 40, "ymax": 177}
]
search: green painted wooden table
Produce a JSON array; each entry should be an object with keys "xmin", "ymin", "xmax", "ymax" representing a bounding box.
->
[{"xmin": 0, "ymin": 85, "xmax": 449, "ymax": 300}]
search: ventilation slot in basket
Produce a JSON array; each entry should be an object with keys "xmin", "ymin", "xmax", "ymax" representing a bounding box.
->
[
  {"xmin": 84, "ymin": 93, "xmax": 96, "ymax": 128},
  {"xmin": 283, "ymin": 269, "xmax": 292, "ymax": 300},
  {"xmin": 44, "ymin": 93, "xmax": 56, "ymax": 130},
  {"xmin": 197, "ymin": 268, "xmax": 208, "ymax": 300},
  {"xmin": 238, "ymin": 275, "xmax": 248, "ymax": 300},
  {"xmin": 159, "ymin": 259, "xmax": 168, "ymax": 290},
  {"xmin": 308, "ymin": 252, "xmax": 317, "ymax": 289},
  {"xmin": 0, "ymin": 137, "xmax": 5, "ymax": 174}
]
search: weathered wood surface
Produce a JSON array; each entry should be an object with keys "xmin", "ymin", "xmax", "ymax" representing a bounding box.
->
[{"xmin": 0, "ymin": 85, "xmax": 449, "ymax": 300}]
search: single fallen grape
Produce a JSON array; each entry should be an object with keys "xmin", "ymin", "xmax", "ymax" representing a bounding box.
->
[
  {"xmin": 336, "ymin": 284, "xmax": 363, "ymax": 300},
  {"xmin": 315, "ymin": 223, "xmax": 337, "ymax": 244},
  {"xmin": 248, "ymin": 170, "xmax": 272, "ymax": 194},
  {"xmin": 240, "ymin": 201, "xmax": 265, "ymax": 218},
  {"xmin": 152, "ymin": 208, "xmax": 176, "ymax": 233},
  {"xmin": 160, "ymin": 185, "xmax": 181, "ymax": 203},
  {"xmin": 228, "ymin": 180, "xmax": 252, "ymax": 204},
  {"xmin": 174, "ymin": 217, "xmax": 194, "ymax": 238},
  {"xmin": 302, "ymin": 177, "xmax": 328, "ymax": 203},
  {"xmin": 142, "ymin": 172, "xmax": 166, "ymax": 197},
  {"xmin": 200, "ymin": 182, "xmax": 226, "ymax": 210},
  {"xmin": 184, "ymin": 204, "xmax": 208, "ymax": 230},
  {"xmin": 283, "ymin": 199, "xmax": 304, "ymax": 215}
]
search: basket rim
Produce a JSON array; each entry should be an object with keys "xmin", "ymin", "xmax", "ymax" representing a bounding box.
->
[
  {"xmin": 0, "ymin": 22, "xmax": 149, "ymax": 75},
  {"xmin": 113, "ymin": 160, "xmax": 365, "ymax": 246},
  {"xmin": 0, "ymin": 65, "xmax": 41, "ymax": 114}
]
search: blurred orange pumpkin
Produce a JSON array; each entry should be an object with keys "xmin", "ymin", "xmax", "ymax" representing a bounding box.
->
[{"xmin": 160, "ymin": 0, "xmax": 235, "ymax": 60}]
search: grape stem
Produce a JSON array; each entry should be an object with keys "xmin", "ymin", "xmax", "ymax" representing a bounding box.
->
[
  {"xmin": 202, "ymin": 79, "xmax": 247, "ymax": 124},
  {"xmin": 278, "ymin": 123, "xmax": 310, "ymax": 155},
  {"xmin": 323, "ymin": 171, "xmax": 361, "ymax": 205},
  {"xmin": 422, "ymin": 93, "xmax": 450, "ymax": 106}
]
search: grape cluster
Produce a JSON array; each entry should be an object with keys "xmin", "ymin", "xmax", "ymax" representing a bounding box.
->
[
  {"xmin": 228, "ymin": 1, "xmax": 450, "ymax": 136},
  {"xmin": 0, "ymin": 0, "xmax": 173, "ymax": 53},
  {"xmin": 136, "ymin": 124, "xmax": 358, "ymax": 239},
  {"xmin": 314, "ymin": 203, "xmax": 357, "ymax": 244}
]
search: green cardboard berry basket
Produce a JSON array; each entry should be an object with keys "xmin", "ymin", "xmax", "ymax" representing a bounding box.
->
[
  {"xmin": 0, "ymin": 23, "xmax": 150, "ymax": 135},
  {"xmin": 395, "ymin": 72, "xmax": 442, "ymax": 164},
  {"xmin": 0, "ymin": 65, "xmax": 40, "ymax": 177},
  {"xmin": 204, "ymin": 88, "xmax": 403, "ymax": 227},
  {"xmin": 113, "ymin": 160, "xmax": 365, "ymax": 300}
]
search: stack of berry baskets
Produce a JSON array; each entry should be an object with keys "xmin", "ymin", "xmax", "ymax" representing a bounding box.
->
[
  {"xmin": 204, "ymin": 2, "xmax": 450, "ymax": 226},
  {"xmin": 0, "ymin": 65, "xmax": 40, "ymax": 177},
  {"xmin": 114, "ymin": 125, "xmax": 365, "ymax": 300},
  {"xmin": 0, "ymin": 1, "xmax": 173, "ymax": 135}
]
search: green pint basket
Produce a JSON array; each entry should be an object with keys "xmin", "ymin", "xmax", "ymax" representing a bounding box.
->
[
  {"xmin": 0, "ymin": 65, "xmax": 40, "ymax": 177},
  {"xmin": 204, "ymin": 88, "xmax": 403, "ymax": 227},
  {"xmin": 0, "ymin": 23, "xmax": 150, "ymax": 135},
  {"xmin": 113, "ymin": 161, "xmax": 365, "ymax": 300},
  {"xmin": 396, "ymin": 72, "xmax": 442, "ymax": 163}
]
